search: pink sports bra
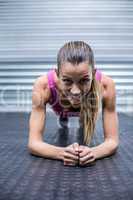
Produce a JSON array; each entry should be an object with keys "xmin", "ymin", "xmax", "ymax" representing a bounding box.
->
[{"xmin": 47, "ymin": 68, "xmax": 102, "ymax": 117}]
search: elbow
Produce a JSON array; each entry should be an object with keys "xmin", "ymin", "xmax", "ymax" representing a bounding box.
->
[
  {"xmin": 105, "ymin": 138, "xmax": 119, "ymax": 156},
  {"xmin": 110, "ymin": 140, "xmax": 119, "ymax": 155},
  {"xmin": 27, "ymin": 140, "xmax": 43, "ymax": 157},
  {"xmin": 28, "ymin": 143, "xmax": 33, "ymax": 154},
  {"xmin": 27, "ymin": 142, "xmax": 36, "ymax": 155}
]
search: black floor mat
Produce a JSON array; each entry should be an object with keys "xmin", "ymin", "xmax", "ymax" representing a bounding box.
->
[{"xmin": 0, "ymin": 112, "xmax": 133, "ymax": 200}]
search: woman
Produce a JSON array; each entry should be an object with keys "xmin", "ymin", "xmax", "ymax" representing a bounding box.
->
[{"xmin": 28, "ymin": 41, "xmax": 119, "ymax": 166}]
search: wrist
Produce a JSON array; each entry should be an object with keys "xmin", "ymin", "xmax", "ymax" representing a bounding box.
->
[
  {"xmin": 91, "ymin": 140, "xmax": 118, "ymax": 160},
  {"xmin": 57, "ymin": 147, "xmax": 65, "ymax": 161},
  {"xmin": 91, "ymin": 147, "xmax": 99, "ymax": 159}
]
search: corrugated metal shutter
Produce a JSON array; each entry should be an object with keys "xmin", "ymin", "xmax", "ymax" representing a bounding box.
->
[{"xmin": 0, "ymin": 0, "xmax": 133, "ymax": 113}]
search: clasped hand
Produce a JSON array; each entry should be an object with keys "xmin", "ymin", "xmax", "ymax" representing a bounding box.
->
[{"xmin": 63, "ymin": 143, "xmax": 95, "ymax": 166}]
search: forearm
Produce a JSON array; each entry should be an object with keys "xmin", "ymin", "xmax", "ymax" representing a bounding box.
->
[
  {"xmin": 91, "ymin": 139, "xmax": 119, "ymax": 160},
  {"xmin": 28, "ymin": 141, "xmax": 65, "ymax": 161}
]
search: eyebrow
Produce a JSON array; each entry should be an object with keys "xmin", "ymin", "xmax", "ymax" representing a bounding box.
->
[{"xmin": 62, "ymin": 75, "xmax": 90, "ymax": 79}]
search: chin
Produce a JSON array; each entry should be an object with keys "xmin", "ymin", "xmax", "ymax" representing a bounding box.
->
[{"xmin": 70, "ymin": 101, "xmax": 81, "ymax": 108}]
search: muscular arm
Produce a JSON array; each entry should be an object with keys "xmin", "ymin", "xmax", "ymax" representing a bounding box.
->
[
  {"xmin": 28, "ymin": 76, "xmax": 65, "ymax": 160},
  {"xmin": 92, "ymin": 76, "xmax": 119, "ymax": 159}
]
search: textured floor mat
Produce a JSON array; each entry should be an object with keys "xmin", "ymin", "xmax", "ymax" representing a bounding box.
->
[{"xmin": 0, "ymin": 112, "xmax": 133, "ymax": 200}]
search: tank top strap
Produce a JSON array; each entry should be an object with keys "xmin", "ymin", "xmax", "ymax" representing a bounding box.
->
[
  {"xmin": 47, "ymin": 69, "xmax": 56, "ymax": 88},
  {"xmin": 95, "ymin": 68, "xmax": 102, "ymax": 82},
  {"xmin": 47, "ymin": 69, "xmax": 57, "ymax": 104}
]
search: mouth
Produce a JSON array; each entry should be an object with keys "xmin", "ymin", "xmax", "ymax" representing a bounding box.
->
[
  {"xmin": 69, "ymin": 97, "xmax": 81, "ymax": 105},
  {"xmin": 72, "ymin": 102, "xmax": 80, "ymax": 106},
  {"xmin": 63, "ymin": 91, "xmax": 81, "ymax": 104}
]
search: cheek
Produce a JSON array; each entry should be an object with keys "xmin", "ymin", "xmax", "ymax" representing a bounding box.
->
[
  {"xmin": 58, "ymin": 84, "xmax": 71, "ymax": 97},
  {"xmin": 60, "ymin": 82, "xmax": 71, "ymax": 92},
  {"xmin": 57, "ymin": 80, "xmax": 66, "ymax": 91},
  {"xmin": 81, "ymin": 85, "xmax": 91, "ymax": 94}
]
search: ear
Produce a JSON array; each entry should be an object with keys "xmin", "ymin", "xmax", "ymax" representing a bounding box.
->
[{"xmin": 95, "ymin": 69, "xmax": 102, "ymax": 82}]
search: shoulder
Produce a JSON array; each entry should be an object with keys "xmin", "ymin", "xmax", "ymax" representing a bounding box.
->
[
  {"xmin": 32, "ymin": 74, "xmax": 51, "ymax": 107},
  {"xmin": 101, "ymin": 73, "xmax": 116, "ymax": 95},
  {"xmin": 100, "ymin": 73, "xmax": 116, "ymax": 111}
]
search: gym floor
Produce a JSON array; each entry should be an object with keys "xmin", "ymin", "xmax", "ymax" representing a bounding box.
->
[{"xmin": 0, "ymin": 112, "xmax": 133, "ymax": 200}]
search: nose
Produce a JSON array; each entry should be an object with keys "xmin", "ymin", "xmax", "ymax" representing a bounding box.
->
[{"xmin": 70, "ymin": 84, "xmax": 81, "ymax": 96}]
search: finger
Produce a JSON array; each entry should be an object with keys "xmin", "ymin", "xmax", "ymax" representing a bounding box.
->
[
  {"xmin": 79, "ymin": 146, "xmax": 92, "ymax": 157},
  {"xmin": 78, "ymin": 145, "xmax": 90, "ymax": 153},
  {"xmin": 72, "ymin": 143, "xmax": 79, "ymax": 154},
  {"xmin": 64, "ymin": 162, "xmax": 76, "ymax": 166},
  {"xmin": 79, "ymin": 151, "xmax": 87, "ymax": 158},
  {"xmin": 64, "ymin": 157, "xmax": 79, "ymax": 165},
  {"xmin": 64, "ymin": 152, "xmax": 79, "ymax": 161},
  {"xmin": 65, "ymin": 146, "xmax": 77, "ymax": 155},
  {"xmin": 64, "ymin": 159, "xmax": 77, "ymax": 166},
  {"xmin": 78, "ymin": 147, "xmax": 84, "ymax": 154},
  {"xmin": 73, "ymin": 143, "xmax": 79, "ymax": 151},
  {"xmin": 81, "ymin": 157, "xmax": 95, "ymax": 166},
  {"xmin": 79, "ymin": 148, "xmax": 91, "ymax": 157},
  {"xmin": 79, "ymin": 152, "xmax": 94, "ymax": 163},
  {"xmin": 78, "ymin": 145, "xmax": 84, "ymax": 151},
  {"xmin": 79, "ymin": 145, "xmax": 84, "ymax": 150}
]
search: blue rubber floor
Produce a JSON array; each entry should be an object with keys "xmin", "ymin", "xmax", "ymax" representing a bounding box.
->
[{"xmin": 0, "ymin": 112, "xmax": 133, "ymax": 200}]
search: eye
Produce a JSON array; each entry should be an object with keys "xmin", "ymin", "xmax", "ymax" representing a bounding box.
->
[
  {"xmin": 62, "ymin": 79, "xmax": 73, "ymax": 85},
  {"xmin": 79, "ymin": 79, "xmax": 91, "ymax": 84}
]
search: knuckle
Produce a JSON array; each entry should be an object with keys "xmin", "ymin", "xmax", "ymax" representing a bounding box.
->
[
  {"xmin": 80, "ymin": 161, "xmax": 84, "ymax": 166},
  {"xmin": 65, "ymin": 147, "xmax": 69, "ymax": 151},
  {"xmin": 64, "ymin": 152, "xmax": 68, "ymax": 158},
  {"xmin": 64, "ymin": 158, "xmax": 68, "ymax": 162},
  {"xmin": 89, "ymin": 152, "xmax": 93, "ymax": 157},
  {"xmin": 80, "ymin": 157, "xmax": 84, "ymax": 162}
]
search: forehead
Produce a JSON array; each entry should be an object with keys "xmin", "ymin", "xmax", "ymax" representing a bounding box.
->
[{"xmin": 60, "ymin": 62, "xmax": 91, "ymax": 78}]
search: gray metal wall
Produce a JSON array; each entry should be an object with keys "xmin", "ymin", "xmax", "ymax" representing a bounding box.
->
[{"xmin": 0, "ymin": 0, "xmax": 133, "ymax": 113}]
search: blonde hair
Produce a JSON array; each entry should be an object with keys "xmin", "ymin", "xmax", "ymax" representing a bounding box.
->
[
  {"xmin": 57, "ymin": 41, "xmax": 101, "ymax": 145},
  {"xmin": 80, "ymin": 72, "xmax": 101, "ymax": 145}
]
